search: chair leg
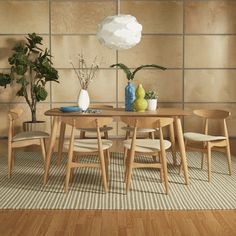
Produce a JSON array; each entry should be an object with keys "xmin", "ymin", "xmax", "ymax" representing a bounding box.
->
[
  {"xmin": 159, "ymin": 152, "xmax": 164, "ymax": 183},
  {"xmin": 104, "ymin": 129, "xmax": 109, "ymax": 139},
  {"xmin": 149, "ymin": 132, "xmax": 155, "ymax": 139},
  {"xmin": 100, "ymin": 152, "xmax": 108, "ymax": 193},
  {"xmin": 161, "ymin": 150, "xmax": 169, "ymax": 195},
  {"xmin": 80, "ymin": 131, "xmax": 86, "ymax": 139},
  {"xmin": 207, "ymin": 144, "xmax": 212, "ymax": 182},
  {"xmin": 104, "ymin": 150, "xmax": 109, "ymax": 183},
  {"xmin": 8, "ymin": 145, "xmax": 13, "ymax": 178},
  {"xmin": 201, "ymin": 153, "xmax": 205, "ymax": 170},
  {"xmin": 124, "ymin": 149, "xmax": 130, "ymax": 183},
  {"xmin": 123, "ymin": 147, "xmax": 128, "ymax": 165},
  {"xmin": 57, "ymin": 122, "xmax": 66, "ymax": 166},
  {"xmin": 125, "ymin": 130, "xmax": 130, "ymax": 140},
  {"xmin": 126, "ymin": 150, "xmax": 135, "ymax": 193},
  {"xmin": 40, "ymin": 138, "xmax": 46, "ymax": 163},
  {"xmin": 11, "ymin": 149, "xmax": 15, "ymax": 169},
  {"xmin": 126, "ymin": 164, "xmax": 133, "ymax": 193},
  {"xmin": 64, "ymin": 150, "xmax": 74, "ymax": 193},
  {"xmin": 179, "ymin": 139, "xmax": 188, "ymax": 175},
  {"xmin": 178, "ymin": 158, "xmax": 183, "ymax": 175},
  {"xmin": 226, "ymin": 143, "xmax": 232, "ymax": 175},
  {"xmin": 70, "ymin": 168, "xmax": 74, "ymax": 183},
  {"xmin": 106, "ymin": 149, "xmax": 110, "ymax": 165}
]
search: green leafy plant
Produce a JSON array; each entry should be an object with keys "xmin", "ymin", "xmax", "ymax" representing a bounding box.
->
[
  {"xmin": 145, "ymin": 90, "xmax": 158, "ymax": 100},
  {"xmin": 110, "ymin": 63, "xmax": 166, "ymax": 80},
  {"xmin": 0, "ymin": 33, "xmax": 59, "ymax": 122}
]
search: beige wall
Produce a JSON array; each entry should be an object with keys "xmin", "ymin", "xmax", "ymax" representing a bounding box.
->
[{"xmin": 0, "ymin": 0, "xmax": 236, "ymax": 138}]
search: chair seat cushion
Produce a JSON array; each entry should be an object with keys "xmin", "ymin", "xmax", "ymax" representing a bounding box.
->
[
  {"xmin": 64, "ymin": 139, "xmax": 113, "ymax": 152},
  {"xmin": 121, "ymin": 126, "xmax": 156, "ymax": 133},
  {"xmin": 79, "ymin": 127, "xmax": 113, "ymax": 133},
  {"xmin": 123, "ymin": 139, "xmax": 171, "ymax": 153},
  {"xmin": 184, "ymin": 132, "xmax": 226, "ymax": 142},
  {"xmin": 12, "ymin": 131, "xmax": 49, "ymax": 141}
]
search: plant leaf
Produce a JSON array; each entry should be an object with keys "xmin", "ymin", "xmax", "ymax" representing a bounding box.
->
[
  {"xmin": 132, "ymin": 64, "xmax": 166, "ymax": 78},
  {"xmin": 110, "ymin": 63, "xmax": 132, "ymax": 80}
]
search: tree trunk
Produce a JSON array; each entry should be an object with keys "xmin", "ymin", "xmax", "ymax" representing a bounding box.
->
[{"xmin": 31, "ymin": 108, "xmax": 36, "ymax": 123}]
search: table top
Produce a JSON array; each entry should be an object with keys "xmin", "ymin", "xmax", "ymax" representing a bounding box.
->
[{"xmin": 45, "ymin": 107, "xmax": 191, "ymax": 117}]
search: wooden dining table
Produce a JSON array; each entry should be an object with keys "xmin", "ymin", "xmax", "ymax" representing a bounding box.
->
[{"xmin": 43, "ymin": 107, "xmax": 191, "ymax": 186}]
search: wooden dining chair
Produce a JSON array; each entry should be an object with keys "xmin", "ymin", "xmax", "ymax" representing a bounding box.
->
[
  {"xmin": 121, "ymin": 116, "xmax": 174, "ymax": 194},
  {"xmin": 122, "ymin": 122, "xmax": 176, "ymax": 166},
  {"xmin": 183, "ymin": 109, "xmax": 232, "ymax": 182},
  {"xmin": 62, "ymin": 116, "xmax": 113, "ymax": 193},
  {"xmin": 8, "ymin": 108, "xmax": 49, "ymax": 178},
  {"xmin": 79, "ymin": 105, "xmax": 114, "ymax": 139}
]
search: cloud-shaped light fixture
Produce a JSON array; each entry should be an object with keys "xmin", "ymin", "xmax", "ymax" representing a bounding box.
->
[{"xmin": 97, "ymin": 14, "xmax": 142, "ymax": 50}]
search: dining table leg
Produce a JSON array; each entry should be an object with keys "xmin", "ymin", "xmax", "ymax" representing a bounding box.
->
[
  {"xmin": 169, "ymin": 122, "xmax": 177, "ymax": 166},
  {"xmin": 44, "ymin": 116, "xmax": 60, "ymax": 185},
  {"xmin": 57, "ymin": 121, "xmax": 66, "ymax": 166},
  {"xmin": 174, "ymin": 116, "xmax": 189, "ymax": 185}
]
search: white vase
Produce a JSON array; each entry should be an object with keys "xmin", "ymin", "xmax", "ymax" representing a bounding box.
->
[
  {"xmin": 147, "ymin": 99, "xmax": 157, "ymax": 111},
  {"xmin": 78, "ymin": 89, "xmax": 90, "ymax": 111}
]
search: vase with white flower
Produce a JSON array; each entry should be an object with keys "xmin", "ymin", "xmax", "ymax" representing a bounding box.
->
[{"xmin": 70, "ymin": 54, "xmax": 100, "ymax": 111}]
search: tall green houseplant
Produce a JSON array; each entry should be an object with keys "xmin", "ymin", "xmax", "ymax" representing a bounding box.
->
[{"xmin": 0, "ymin": 33, "xmax": 59, "ymax": 123}]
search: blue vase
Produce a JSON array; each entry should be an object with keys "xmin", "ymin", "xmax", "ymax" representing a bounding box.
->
[{"xmin": 125, "ymin": 81, "xmax": 135, "ymax": 111}]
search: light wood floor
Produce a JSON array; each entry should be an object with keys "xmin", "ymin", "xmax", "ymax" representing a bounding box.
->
[{"xmin": 0, "ymin": 139, "xmax": 236, "ymax": 236}]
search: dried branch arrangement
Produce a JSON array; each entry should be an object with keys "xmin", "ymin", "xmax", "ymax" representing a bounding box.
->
[{"xmin": 70, "ymin": 53, "xmax": 100, "ymax": 90}]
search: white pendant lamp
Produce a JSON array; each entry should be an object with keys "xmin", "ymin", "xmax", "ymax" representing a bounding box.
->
[{"xmin": 96, "ymin": 0, "xmax": 142, "ymax": 50}]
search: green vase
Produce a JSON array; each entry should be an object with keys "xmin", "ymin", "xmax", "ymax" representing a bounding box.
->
[{"xmin": 134, "ymin": 84, "xmax": 147, "ymax": 112}]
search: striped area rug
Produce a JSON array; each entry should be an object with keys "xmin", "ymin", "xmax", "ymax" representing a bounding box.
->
[{"xmin": 0, "ymin": 151, "xmax": 235, "ymax": 209}]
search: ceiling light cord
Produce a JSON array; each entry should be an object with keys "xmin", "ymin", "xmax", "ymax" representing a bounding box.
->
[{"xmin": 117, "ymin": 0, "xmax": 120, "ymax": 15}]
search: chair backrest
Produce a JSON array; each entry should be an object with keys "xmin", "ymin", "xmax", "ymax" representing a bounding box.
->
[
  {"xmin": 121, "ymin": 117, "xmax": 173, "ymax": 155},
  {"xmin": 121, "ymin": 117, "xmax": 173, "ymax": 129},
  {"xmin": 63, "ymin": 116, "xmax": 113, "ymax": 153},
  {"xmin": 8, "ymin": 108, "xmax": 24, "ymax": 142},
  {"xmin": 62, "ymin": 116, "xmax": 113, "ymax": 129},
  {"xmin": 194, "ymin": 109, "xmax": 230, "ymax": 119},
  {"xmin": 89, "ymin": 104, "xmax": 114, "ymax": 110},
  {"xmin": 193, "ymin": 109, "xmax": 230, "ymax": 137}
]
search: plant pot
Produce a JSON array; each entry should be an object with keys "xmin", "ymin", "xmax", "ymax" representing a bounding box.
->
[
  {"xmin": 78, "ymin": 89, "xmax": 90, "ymax": 111},
  {"xmin": 147, "ymin": 99, "xmax": 157, "ymax": 111},
  {"xmin": 23, "ymin": 121, "xmax": 46, "ymax": 132}
]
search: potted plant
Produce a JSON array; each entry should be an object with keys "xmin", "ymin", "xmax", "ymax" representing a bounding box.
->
[
  {"xmin": 145, "ymin": 90, "xmax": 158, "ymax": 111},
  {"xmin": 0, "ymin": 33, "xmax": 59, "ymax": 131},
  {"xmin": 110, "ymin": 63, "xmax": 166, "ymax": 111}
]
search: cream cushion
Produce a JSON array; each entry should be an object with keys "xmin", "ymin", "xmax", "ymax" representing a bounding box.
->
[
  {"xmin": 64, "ymin": 139, "xmax": 113, "ymax": 152},
  {"xmin": 123, "ymin": 139, "xmax": 171, "ymax": 153},
  {"xmin": 12, "ymin": 131, "xmax": 49, "ymax": 141},
  {"xmin": 184, "ymin": 132, "xmax": 226, "ymax": 142}
]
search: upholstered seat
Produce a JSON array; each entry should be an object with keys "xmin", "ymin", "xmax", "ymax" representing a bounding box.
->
[
  {"xmin": 123, "ymin": 139, "xmax": 171, "ymax": 153},
  {"xmin": 64, "ymin": 139, "xmax": 113, "ymax": 153},
  {"xmin": 13, "ymin": 131, "xmax": 49, "ymax": 141},
  {"xmin": 184, "ymin": 132, "xmax": 226, "ymax": 142}
]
